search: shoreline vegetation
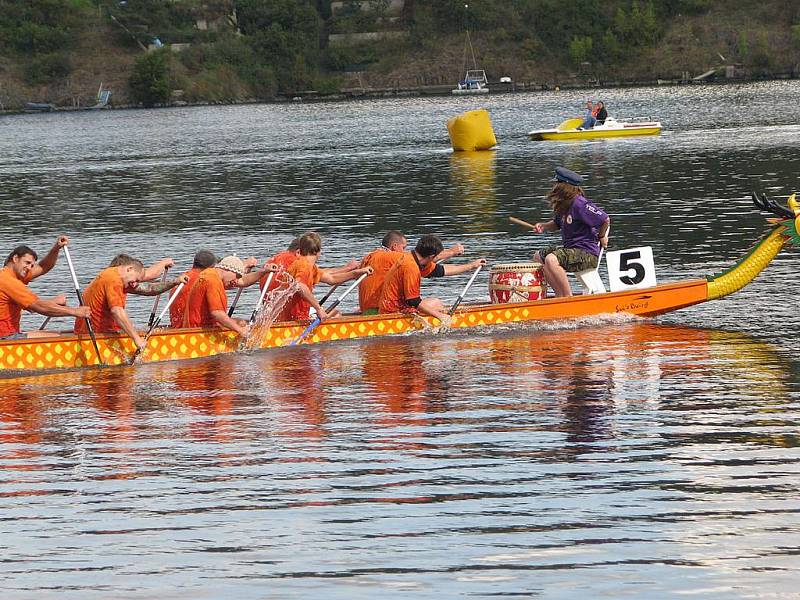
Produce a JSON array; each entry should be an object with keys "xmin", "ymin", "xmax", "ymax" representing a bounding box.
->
[{"xmin": 1, "ymin": 0, "xmax": 799, "ymax": 112}]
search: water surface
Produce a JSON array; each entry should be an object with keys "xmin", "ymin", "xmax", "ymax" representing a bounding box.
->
[{"xmin": 0, "ymin": 81, "xmax": 799, "ymax": 598}]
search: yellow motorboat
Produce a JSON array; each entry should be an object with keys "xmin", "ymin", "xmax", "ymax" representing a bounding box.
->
[{"xmin": 529, "ymin": 117, "xmax": 662, "ymax": 141}]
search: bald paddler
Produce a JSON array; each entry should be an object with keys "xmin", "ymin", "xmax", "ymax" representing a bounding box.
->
[
  {"xmin": 532, "ymin": 167, "xmax": 610, "ymax": 297},
  {"xmin": 0, "ymin": 238, "xmax": 90, "ymax": 339},
  {"xmin": 378, "ymin": 234, "xmax": 485, "ymax": 321},
  {"xmin": 358, "ymin": 230, "xmax": 466, "ymax": 315}
]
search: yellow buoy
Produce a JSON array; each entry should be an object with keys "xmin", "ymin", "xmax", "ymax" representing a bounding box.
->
[{"xmin": 447, "ymin": 109, "xmax": 497, "ymax": 152}]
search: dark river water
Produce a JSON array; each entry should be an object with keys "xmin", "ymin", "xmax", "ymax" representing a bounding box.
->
[{"xmin": 1, "ymin": 81, "xmax": 799, "ymax": 598}]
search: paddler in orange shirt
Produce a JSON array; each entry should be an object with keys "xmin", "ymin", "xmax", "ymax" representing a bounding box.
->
[
  {"xmin": 259, "ymin": 238, "xmax": 301, "ymax": 294},
  {"xmin": 278, "ymin": 232, "xmax": 372, "ymax": 322},
  {"xmin": 379, "ymin": 234, "xmax": 485, "ymax": 322},
  {"xmin": 0, "ymin": 238, "xmax": 90, "ymax": 340},
  {"xmin": 74, "ymin": 256, "xmax": 150, "ymax": 350},
  {"xmin": 183, "ymin": 255, "xmax": 278, "ymax": 336},
  {"xmin": 169, "ymin": 249, "xmax": 217, "ymax": 328},
  {"xmin": 358, "ymin": 230, "xmax": 467, "ymax": 315}
]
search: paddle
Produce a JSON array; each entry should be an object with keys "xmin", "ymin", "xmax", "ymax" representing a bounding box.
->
[
  {"xmin": 39, "ymin": 316, "xmax": 51, "ymax": 330},
  {"xmin": 228, "ymin": 266, "xmax": 252, "ymax": 317},
  {"xmin": 449, "ymin": 264, "xmax": 483, "ymax": 316},
  {"xmin": 509, "ymin": 216, "xmax": 537, "ymax": 230},
  {"xmin": 63, "ymin": 245, "xmax": 104, "ymax": 366},
  {"xmin": 290, "ymin": 270, "xmax": 371, "ymax": 346},
  {"xmin": 318, "ymin": 284, "xmax": 339, "ymax": 306},
  {"xmin": 147, "ymin": 266, "xmax": 169, "ymax": 327},
  {"xmin": 247, "ymin": 272, "xmax": 274, "ymax": 326},
  {"xmin": 130, "ymin": 280, "xmax": 185, "ymax": 365}
]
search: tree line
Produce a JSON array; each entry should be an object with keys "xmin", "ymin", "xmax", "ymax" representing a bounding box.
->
[{"xmin": 1, "ymin": 0, "xmax": 799, "ymax": 107}]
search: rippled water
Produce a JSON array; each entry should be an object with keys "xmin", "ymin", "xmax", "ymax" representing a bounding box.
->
[{"xmin": 1, "ymin": 82, "xmax": 799, "ymax": 598}]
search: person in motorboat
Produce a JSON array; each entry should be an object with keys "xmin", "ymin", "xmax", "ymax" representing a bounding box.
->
[
  {"xmin": 182, "ymin": 255, "xmax": 276, "ymax": 337},
  {"xmin": 595, "ymin": 101, "xmax": 608, "ymax": 125},
  {"xmin": 358, "ymin": 231, "xmax": 466, "ymax": 315},
  {"xmin": 0, "ymin": 238, "xmax": 90, "ymax": 340},
  {"xmin": 278, "ymin": 232, "xmax": 372, "ymax": 323},
  {"xmin": 378, "ymin": 234, "xmax": 486, "ymax": 323},
  {"xmin": 531, "ymin": 167, "xmax": 610, "ymax": 298},
  {"xmin": 578, "ymin": 101, "xmax": 597, "ymax": 130}
]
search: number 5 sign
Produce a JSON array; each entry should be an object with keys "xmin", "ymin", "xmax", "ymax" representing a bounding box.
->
[{"xmin": 606, "ymin": 247, "xmax": 658, "ymax": 292}]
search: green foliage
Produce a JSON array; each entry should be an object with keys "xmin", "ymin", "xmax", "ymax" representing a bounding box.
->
[
  {"xmin": 129, "ymin": 49, "xmax": 172, "ymax": 107},
  {"xmin": 792, "ymin": 24, "xmax": 800, "ymax": 49},
  {"xmin": 26, "ymin": 52, "xmax": 71, "ymax": 84},
  {"xmin": 236, "ymin": 0, "xmax": 322, "ymax": 93},
  {"xmin": 569, "ymin": 35, "xmax": 594, "ymax": 65},
  {"xmin": 0, "ymin": 0, "xmax": 90, "ymax": 53}
]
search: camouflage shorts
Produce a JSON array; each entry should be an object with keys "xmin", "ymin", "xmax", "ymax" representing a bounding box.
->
[{"xmin": 538, "ymin": 247, "xmax": 598, "ymax": 272}]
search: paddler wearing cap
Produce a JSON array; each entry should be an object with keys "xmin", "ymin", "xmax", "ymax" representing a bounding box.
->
[
  {"xmin": 182, "ymin": 255, "xmax": 277, "ymax": 336},
  {"xmin": 531, "ymin": 167, "xmax": 610, "ymax": 297}
]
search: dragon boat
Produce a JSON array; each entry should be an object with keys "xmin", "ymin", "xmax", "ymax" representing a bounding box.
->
[
  {"xmin": 0, "ymin": 194, "xmax": 797, "ymax": 377},
  {"xmin": 528, "ymin": 117, "xmax": 662, "ymax": 141}
]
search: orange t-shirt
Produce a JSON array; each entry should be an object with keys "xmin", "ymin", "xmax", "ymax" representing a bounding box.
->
[
  {"xmin": 279, "ymin": 256, "xmax": 322, "ymax": 322},
  {"xmin": 169, "ymin": 267, "xmax": 202, "ymax": 328},
  {"xmin": 0, "ymin": 266, "xmax": 37, "ymax": 337},
  {"xmin": 183, "ymin": 268, "xmax": 228, "ymax": 328},
  {"xmin": 75, "ymin": 267, "xmax": 127, "ymax": 333},
  {"xmin": 378, "ymin": 252, "xmax": 437, "ymax": 314},
  {"xmin": 260, "ymin": 250, "xmax": 299, "ymax": 292},
  {"xmin": 358, "ymin": 248, "xmax": 404, "ymax": 312}
]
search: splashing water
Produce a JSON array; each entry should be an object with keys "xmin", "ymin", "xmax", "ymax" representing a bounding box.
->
[{"xmin": 240, "ymin": 273, "xmax": 300, "ymax": 351}]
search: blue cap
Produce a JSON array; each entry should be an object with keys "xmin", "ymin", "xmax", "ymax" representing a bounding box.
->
[{"xmin": 553, "ymin": 167, "xmax": 583, "ymax": 186}]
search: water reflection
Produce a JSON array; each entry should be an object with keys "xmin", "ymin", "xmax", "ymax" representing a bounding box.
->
[{"xmin": 448, "ymin": 151, "xmax": 497, "ymax": 233}]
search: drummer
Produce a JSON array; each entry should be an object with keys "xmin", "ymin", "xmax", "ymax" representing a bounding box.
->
[{"xmin": 531, "ymin": 167, "xmax": 610, "ymax": 297}]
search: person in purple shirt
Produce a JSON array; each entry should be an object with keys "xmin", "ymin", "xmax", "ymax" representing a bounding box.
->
[{"xmin": 532, "ymin": 167, "xmax": 610, "ymax": 297}]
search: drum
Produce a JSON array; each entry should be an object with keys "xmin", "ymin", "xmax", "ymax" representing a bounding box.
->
[{"xmin": 488, "ymin": 263, "xmax": 547, "ymax": 304}]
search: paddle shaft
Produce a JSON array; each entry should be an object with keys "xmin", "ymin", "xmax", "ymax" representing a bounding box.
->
[
  {"xmin": 228, "ymin": 266, "xmax": 252, "ymax": 317},
  {"xmin": 147, "ymin": 267, "xmax": 169, "ymax": 327},
  {"xmin": 290, "ymin": 271, "xmax": 369, "ymax": 346},
  {"xmin": 509, "ymin": 216, "xmax": 537, "ymax": 230},
  {"xmin": 131, "ymin": 281, "xmax": 185, "ymax": 364},
  {"xmin": 449, "ymin": 265, "xmax": 483, "ymax": 316},
  {"xmin": 248, "ymin": 271, "xmax": 274, "ymax": 326},
  {"xmin": 63, "ymin": 246, "xmax": 104, "ymax": 366}
]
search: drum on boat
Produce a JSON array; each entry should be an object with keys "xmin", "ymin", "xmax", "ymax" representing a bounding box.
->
[{"xmin": 488, "ymin": 263, "xmax": 547, "ymax": 303}]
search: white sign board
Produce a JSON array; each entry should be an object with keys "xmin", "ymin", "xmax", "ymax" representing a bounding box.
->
[{"xmin": 606, "ymin": 247, "xmax": 657, "ymax": 292}]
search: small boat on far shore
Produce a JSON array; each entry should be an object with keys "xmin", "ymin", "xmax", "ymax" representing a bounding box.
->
[
  {"xmin": 24, "ymin": 102, "xmax": 56, "ymax": 112},
  {"xmin": 529, "ymin": 116, "xmax": 662, "ymax": 141}
]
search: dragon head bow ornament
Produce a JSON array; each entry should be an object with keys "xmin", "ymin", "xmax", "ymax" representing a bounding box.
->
[{"xmin": 752, "ymin": 191, "xmax": 800, "ymax": 247}]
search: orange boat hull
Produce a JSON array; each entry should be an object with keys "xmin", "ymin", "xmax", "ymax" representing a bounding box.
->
[{"xmin": 0, "ymin": 279, "xmax": 710, "ymax": 376}]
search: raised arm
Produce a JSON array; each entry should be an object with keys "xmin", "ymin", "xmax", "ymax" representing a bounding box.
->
[
  {"xmin": 128, "ymin": 275, "xmax": 188, "ymax": 296},
  {"xmin": 29, "ymin": 235, "xmax": 69, "ymax": 280},
  {"xmin": 319, "ymin": 266, "xmax": 371, "ymax": 285},
  {"xmin": 442, "ymin": 258, "xmax": 486, "ymax": 276},
  {"xmin": 142, "ymin": 258, "xmax": 175, "ymax": 281}
]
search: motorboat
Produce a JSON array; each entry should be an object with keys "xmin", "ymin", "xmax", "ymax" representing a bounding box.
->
[{"xmin": 529, "ymin": 116, "xmax": 662, "ymax": 140}]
